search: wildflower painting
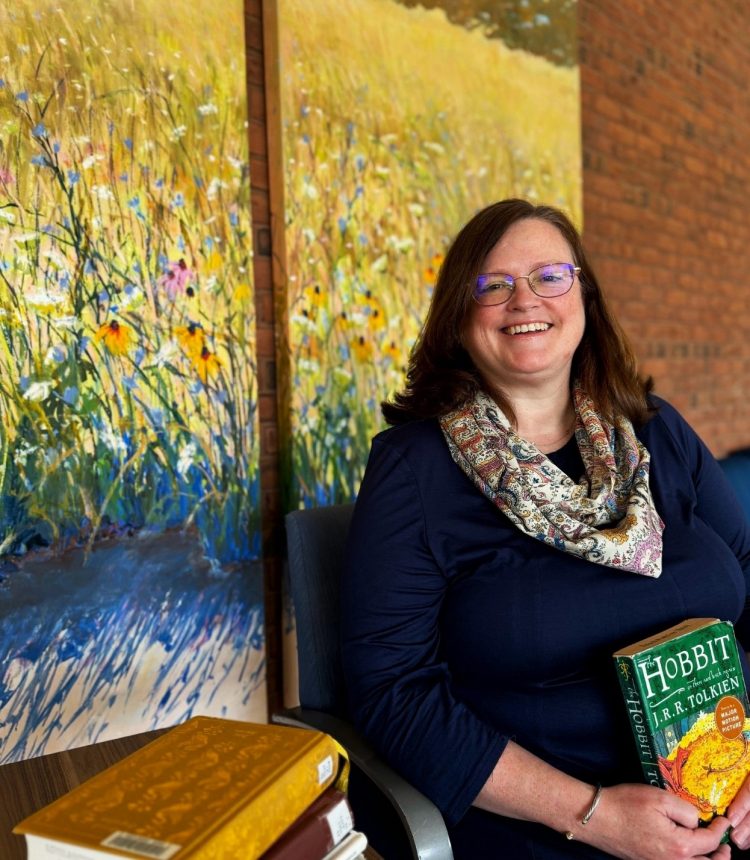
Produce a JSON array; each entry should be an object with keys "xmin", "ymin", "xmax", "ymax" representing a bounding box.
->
[
  {"xmin": 0, "ymin": 0, "xmax": 263, "ymax": 762},
  {"xmin": 277, "ymin": 0, "xmax": 582, "ymax": 510}
]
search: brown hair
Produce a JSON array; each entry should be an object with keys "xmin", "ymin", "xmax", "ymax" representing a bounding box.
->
[{"xmin": 382, "ymin": 198, "xmax": 652, "ymax": 426}]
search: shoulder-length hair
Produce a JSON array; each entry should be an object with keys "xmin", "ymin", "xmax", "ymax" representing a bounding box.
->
[{"xmin": 382, "ymin": 198, "xmax": 652, "ymax": 427}]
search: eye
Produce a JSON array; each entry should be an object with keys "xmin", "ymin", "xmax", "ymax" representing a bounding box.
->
[
  {"xmin": 476, "ymin": 274, "xmax": 513, "ymax": 296},
  {"xmin": 536, "ymin": 266, "xmax": 567, "ymax": 284}
]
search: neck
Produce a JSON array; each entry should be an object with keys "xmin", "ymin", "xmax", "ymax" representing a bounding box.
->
[{"xmin": 503, "ymin": 386, "xmax": 576, "ymax": 454}]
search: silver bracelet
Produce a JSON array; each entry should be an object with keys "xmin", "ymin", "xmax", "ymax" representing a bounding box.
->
[{"xmin": 564, "ymin": 784, "xmax": 603, "ymax": 840}]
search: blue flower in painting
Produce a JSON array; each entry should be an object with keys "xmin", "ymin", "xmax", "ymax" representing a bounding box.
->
[
  {"xmin": 193, "ymin": 175, "xmax": 204, "ymax": 189},
  {"xmin": 119, "ymin": 172, "xmax": 128, "ymax": 181},
  {"xmin": 62, "ymin": 386, "xmax": 78, "ymax": 405},
  {"xmin": 97, "ymin": 290, "xmax": 109, "ymax": 303},
  {"xmin": 30, "ymin": 155, "xmax": 49, "ymax": 167},
  {"xmin": 204, "ymin": 236, "xmax": 214, "ymax": 251},
  {"xmin": 300, "ymin": 105, "xmax": 310, "ymax": 118},
  {"xmin": 48, "ymin": 345, "xmax": 66, "ymax": 363},
  {"xmin": 80, "ymin": 335, "xmax": 90, "ymax": 350},
  {"xmin": 19, "ymin": 376, "xmax": 29, "ymax": 392},
  {"xmin": 355, "ymin": 155, "xmax": 366, "ymax": 171},
  {"xmin": 122, "ymin": 375, "xmax": 138, "ymax": 391},
  {"xmin": 15, "ymin": 91, "xmax": 28, "ymax": 102},
  {"xmin": 84, "ymin": 259, "xmax": 96, "ymax": 275},
  {"xmin": 155, "ymin": 178, "xmax": 164, "ymax": 189},
  {"xmin": 124, "ymin": 137, "xmax": 133, "ymax": 151},
  {"xmin": 171, "ymin": 192, "xmax": 185, "ymax": 208},
  {"xmin": 337, "ymin": 217, "xmax": 347, "ymax": 235},
  {"xmin": 302, "ymin": 134, "xmax": 310, "ymax": 144},
  {"xmin": 229, "ymin": 212, "xmax": 239, "ymax": 227},
  {"xmin": 177, "ymin": 234, "xmax": 186, "ymax": 251},
  {"xmin": 133, "ymin": 346, "xmax": 145, "ymax": 365},
  {"xmin": 67, "ymin": 170, "xmax": 80, "ymax": 185},
  {"xmin": 53, "ymin": 142, "xmax": 60, "ymax": 153},
  {"xmin": 59, "ymin": 272, "xmax": 70, "ymax": 288},
  {"xmin": 107, "ymin": 121, "xmax": 114, "ymax": 135},
  {"xmin": 32, "ymin": 123, "xmax": 47, "ymax": 138},
  {"xmin": 358, "ymin": 233, "xmax": 368, "ymax": 245},
  {"xmin": 127, "ymin": 195, "xmax": 140, "ymax": 209},
  {"xmin": 0, "ymin": 79, "xmax": 5, "ymax": 88}
]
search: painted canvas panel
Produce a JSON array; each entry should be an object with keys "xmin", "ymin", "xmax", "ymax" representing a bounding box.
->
[
  {"xmin": 0, "ymin": 0, "xmax": 264, "ymax": 762},
  {"xmin": 278, "ymin": 0, "xmax": 581, "ymax": 510}
]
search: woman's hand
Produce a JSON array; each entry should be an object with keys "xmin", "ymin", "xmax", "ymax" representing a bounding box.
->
[
  {"xmin": 582, "ymin": 783, "xmax": 731, "ymax": 860},
  {"xmin": 725, "ymin": 771, "xmax": 750, "ymax": 849}
]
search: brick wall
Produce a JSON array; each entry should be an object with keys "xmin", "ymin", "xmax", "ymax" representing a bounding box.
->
[{"xmin": 579, "ymin": 0, "xmax": 750, "ymax": 456}]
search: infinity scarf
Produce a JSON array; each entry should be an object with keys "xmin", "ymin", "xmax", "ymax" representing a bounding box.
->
[{"xmin": 439, "ymin": 386, "xmax": 664, "ymax": 577}]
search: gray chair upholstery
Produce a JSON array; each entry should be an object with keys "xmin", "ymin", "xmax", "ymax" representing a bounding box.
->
[{"xmin": 274, "ymin": 503, "xmax": 453, "ymax": 860}]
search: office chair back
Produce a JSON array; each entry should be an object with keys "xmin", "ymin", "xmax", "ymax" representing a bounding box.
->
[{"xmin": 284, "ymin": 502, "xmax": 355, "ymax": 714}]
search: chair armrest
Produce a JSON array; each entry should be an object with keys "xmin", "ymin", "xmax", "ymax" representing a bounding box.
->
[{"xmin": 273, "ymin": 707, "xmax": 453, "ymax": 860}]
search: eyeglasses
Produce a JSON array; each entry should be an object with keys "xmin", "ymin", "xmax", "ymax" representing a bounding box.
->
[{"xmin": 473, "ymin": 262, "xmax": 581, "ymax": 306}]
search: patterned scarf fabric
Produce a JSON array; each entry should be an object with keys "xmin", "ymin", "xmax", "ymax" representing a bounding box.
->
[{"xmin": 439, "ymin": 386, "xmax": 664, "ymax": 577}]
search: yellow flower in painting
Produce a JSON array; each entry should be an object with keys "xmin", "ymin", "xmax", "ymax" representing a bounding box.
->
[
  {"xmin": 382, "ymin": 338, "xmax": 400, "ymax": 361},
  {"xmin": 194, "ymin": 345, "xmax": 222, "ymax": 383},
  {"xmin": 233, "ymin": 282, "xmax": 252, "ymax": 302},
  {"xmin": 175, "ymin": 322, "xmax": 205, "ymax": 357},
  {"xmin": 304, "ymin": 284, "xmax": 326, "ymax": 308},
  {"xmin": 95, "ymin": 320, "xmax": 134, "ymax": 355},
  {"xmin": 350, "ymin": 335, "xmax": 373, "ymax": 362},
  {"xmin": 423, "ymin": 252, "xmax": 445, "ymax": 286},
  {"xmin": 336, "ymin": 310, "xmax": 353, "ymax": 331},
  {"xmin": 366, "ymin": 304, "xmax": 386, "ymax": 332}
]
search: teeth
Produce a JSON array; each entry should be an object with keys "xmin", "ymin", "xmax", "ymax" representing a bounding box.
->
[{"xmin": 504, "ymin": 322, "xmax": 551, "ymax": 335}]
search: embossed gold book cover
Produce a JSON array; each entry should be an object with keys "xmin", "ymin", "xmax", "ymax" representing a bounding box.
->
[{"xmin": 14, "ymin": 717, "xmax": 349, "ymax": 860}]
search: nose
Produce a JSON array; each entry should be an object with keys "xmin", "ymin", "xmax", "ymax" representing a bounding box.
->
[{"xmin": 507, "ymin": 276, "xmax": 539, "ymax": 310}]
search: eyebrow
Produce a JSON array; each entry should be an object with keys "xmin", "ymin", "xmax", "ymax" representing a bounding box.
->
[{"xmin": 481, "ymin": 260, "xmax": 574, "ymax": 274}]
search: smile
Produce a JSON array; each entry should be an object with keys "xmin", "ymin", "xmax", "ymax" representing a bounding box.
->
[{"xmin": 502, "ymin": 322, "xmax": 551, "ymax": 335}]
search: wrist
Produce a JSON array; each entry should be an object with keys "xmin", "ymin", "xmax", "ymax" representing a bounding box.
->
[{"xmin": 564, "ymin": 783, "xmax": 604, "ymax": 841}]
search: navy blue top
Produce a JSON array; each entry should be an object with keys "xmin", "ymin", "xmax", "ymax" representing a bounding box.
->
[{"xmin": 341, "ymin": 398, "xmax": 750, "ymax": 859}]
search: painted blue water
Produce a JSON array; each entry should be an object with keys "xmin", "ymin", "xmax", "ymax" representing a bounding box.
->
[{"xmin": 0, "ymin": 529, "xmax": 265, "ymax": 763}]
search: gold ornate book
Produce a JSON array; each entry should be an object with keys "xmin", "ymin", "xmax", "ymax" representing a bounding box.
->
[{"xmin": 14, "ymin": 716, "xmax": 349, "ymax": 860}]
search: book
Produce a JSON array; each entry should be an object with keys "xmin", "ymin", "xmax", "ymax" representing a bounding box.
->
[
  {"xmin": 259, "ymin": 786, "xmax": 354, "ymax": 860},
  {"xmin": 14, "ymin": 716, "xmax": 349, "ymax": 860},
  {"xmin": 319, "ymin": 830, "xmax": 368, "ymax": 860},
  {"xmin": 613, "ymin": 617, "xmax": 750, "ymax": 822}
]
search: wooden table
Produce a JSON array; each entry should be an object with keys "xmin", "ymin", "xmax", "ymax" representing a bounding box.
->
[{"xmin": 0, "ymin": 729, "xmax": 381, "ymax": 859}]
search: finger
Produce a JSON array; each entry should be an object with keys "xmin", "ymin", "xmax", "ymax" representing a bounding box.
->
[
  {"xmin": 728, "ymin": 776, "xmax": 750, "ymax": 831},
  {"xmin": 684, "ymin": 816, "xmax": 731, "ymax": 855},
  {"xmin": 663, "ymin": 794, "xmax": 707, "ymax": 829},
  {"xmin": 709, "ymin": 844, "xmax": 732, "ymax": 860}
]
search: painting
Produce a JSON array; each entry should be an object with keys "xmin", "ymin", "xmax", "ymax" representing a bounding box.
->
[
  {"xmin": 275, "ymin": 0, "xmax": 581, "ymax": 702},
  {"xmin": 0, "ymin": 0, "xmax": 265, "ymax": 762},
  {"xmin": 277, "ymin": 0, "xmax": 581, "ymax": 508}
]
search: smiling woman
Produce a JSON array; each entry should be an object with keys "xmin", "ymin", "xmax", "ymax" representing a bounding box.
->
[{"xmin": 341, "ymin": 198, "xmax": 750, "ymax": 859}]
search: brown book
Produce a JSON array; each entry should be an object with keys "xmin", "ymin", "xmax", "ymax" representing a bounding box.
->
[
  {"xmin": 260, "ymin": 786, "xmax": 354, "ymax": 860},
  {"xmin": 14, "ymin": 716, "xmax": 349, "ymax": 860}
]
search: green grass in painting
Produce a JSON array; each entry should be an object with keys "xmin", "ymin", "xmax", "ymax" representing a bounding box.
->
[
  {"xmin": 280, "ymin": 0, "xmax": 582, "ymax": 507},
  {"xmin": 0, "ymin": 0, "xmax": 258, "ymax": 563}
]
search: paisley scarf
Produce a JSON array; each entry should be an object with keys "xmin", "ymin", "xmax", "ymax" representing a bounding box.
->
[{"xmin": 439, "ymin": 386, "xmax": 664, "ymax": 577}]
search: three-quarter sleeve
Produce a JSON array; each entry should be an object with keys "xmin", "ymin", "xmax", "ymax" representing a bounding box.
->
[
  {"xmin": 655, "ymin": 400, "xmax": 750, "ymax": 642},
  {"xmin": 340, "ymin": 436, "xmax": 507, "ymax": 826}
]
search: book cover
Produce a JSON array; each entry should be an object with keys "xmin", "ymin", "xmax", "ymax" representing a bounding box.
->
[
  {"xmin": 614, "ymin": 617, "xmax": 750, "ymax": 821},
  {"xmin": 260, "ymin": 787, "xmax": 353, "ymax": 860},
  {"xmin": 14, "ymin": 716, "xmax": 349, "ymax": 860}
]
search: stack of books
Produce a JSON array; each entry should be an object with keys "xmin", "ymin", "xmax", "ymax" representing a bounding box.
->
[{"xmin": 14, "ymin": 716, "xmax": 369, "ymax": 860}]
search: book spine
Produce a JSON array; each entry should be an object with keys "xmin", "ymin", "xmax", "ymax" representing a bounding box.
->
[
  {"xmin": 261, "ymin": 790, "xmax": 353, "ymax": 860},
  {"xmin": 614, "ymin": 656, "xmax": 662, "ymax": 788}
]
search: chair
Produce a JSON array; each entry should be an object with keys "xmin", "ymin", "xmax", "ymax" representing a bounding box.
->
[{"xmin": 273, "ymin": 503, "xmax": 453, "ymax": 860}]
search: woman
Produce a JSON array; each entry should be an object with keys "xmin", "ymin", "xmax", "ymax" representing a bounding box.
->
[{"xmin": 340, "ymin": 199, "xmax": 750, "ymax": 859}]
